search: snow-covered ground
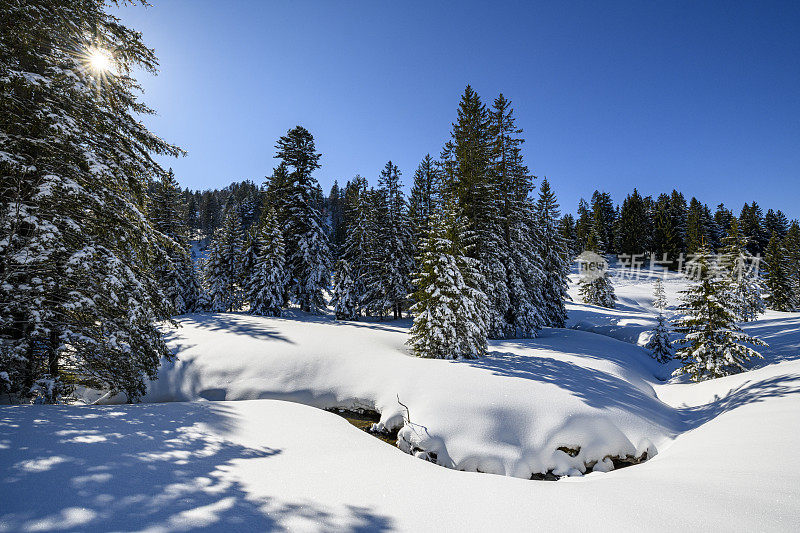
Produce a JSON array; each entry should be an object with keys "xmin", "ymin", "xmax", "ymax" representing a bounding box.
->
[{"xmin": 2, "ymin": 270, "xmax": 800, "ymax": 531}]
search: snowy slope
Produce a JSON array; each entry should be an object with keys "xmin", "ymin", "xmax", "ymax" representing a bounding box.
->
[
  {"xmin": 4, "ymin": 268, "xmax": 800, "ymax": 530},
  {"xmin": 144, "ymin": 313, "xmax": 677, "ymax": 478},
  {"xmin": 2, "ymin": 390, "xmax": 799, "ymax": 531}
]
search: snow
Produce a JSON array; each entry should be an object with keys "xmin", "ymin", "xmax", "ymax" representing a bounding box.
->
[
  {"xmin": 142, "ymin": 312, "xmax": 676, "ymax": 478},
  {"xmin": 2, "ymin": 386, "xmax": 799, "ymax": 531},
  {"xmin": 2, "ymin": 266, "xmax": 800, "ymax": 530}
]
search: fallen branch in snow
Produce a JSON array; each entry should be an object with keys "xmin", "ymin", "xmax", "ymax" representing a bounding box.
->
[{"xmin": 397, "ymin": 394, "xmax": 411, "ymax": 424}]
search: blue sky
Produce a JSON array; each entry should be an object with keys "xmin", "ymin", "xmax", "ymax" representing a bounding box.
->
[{"xmin": 115, "ymin": 0, "xmax": 800, "ymax": 217}]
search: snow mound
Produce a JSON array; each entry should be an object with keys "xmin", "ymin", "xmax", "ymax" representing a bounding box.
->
[{"xmin": 138, "ymin": 312, "xmax": 680, "ymax": 478}]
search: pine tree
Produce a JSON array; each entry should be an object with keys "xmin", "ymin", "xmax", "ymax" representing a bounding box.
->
[
  {"xmin": 203, "ymin": 211, "xmax": 244, "ymax": 312},
  {"xmin": 617, "ymin": 189, "xmax": 650, "ymax": 256},
  {"xmin": 488, "ymin": 93, "xmax": 544, "ymax": 337},
  {"xmin": 763, "ymin": 232, "xmax": 796, "ymax": 311},
  {"xmin": 577, "ymin": 253, "xmax": 616, "ymax": 308},
  {"xmin": 339, "ymin": 177, "xmax": 372, "ymax": 318},
  {"xmin": 408, "ymin": 200, "xmax": 488, "ymax": 359},
  {"xmin": 784, "ymin": 221, "xmax": 800, "ymax": 304},
  {"xmin": 646, "ymin": 313, "xmax": 673, "ymax": 363},
  {"xmin": 739, "ymin": 202, "xmax": 768, "ymax": 256},
  {"xmin": 718, "ymin": 219, "xmax": 765, "ymax": 321},
  {"xmin": 669, "ymin": 190, "xmax": 688, "ymax": 255},
  {"xmin": 559, "ymin": 214, "xmax": 581, "ymax": 257},
  {"xmin": 150, "ymin": 170, "xmax": 200, "ymax": 314},
  {"xmin": 575, "ymin": 198, "xmax": 593, "ymax": 251},
  {"xmin": 765, "ymin": 209, "xmax": 789, "ymax": 240},
  {"xmin": 442, "ymin": 86, "xmax": 509, "ymax": 338},
  {"xmin": 274, "ymin": 126, "xmax": 331, "ymax": 313},
  {"xmin": 359, "ymin": 162, "xmax": 414, "ymax": 319},
  {"xmin": 408, "ymin": 154, "xmax": 440, "ymax": 253},
  {"xmin": 673, "ymin": 243, "xmax": 766, "ymax": 380},
  {"xmin": 653, "ymin": 279, "xmax": 668, "ymax": 310},
  {"xmin": 534, "ymin": 178, "xmax": 569, "ymax": 327},
  {"xmin": 686, "ymin": 197, "xmax": 708, "ymax": 254},
  {"xmin": 0, "ymin": 0, "xmax": 183, "ymax": 402},
  {"xmin": 331, "ymin": 259, "xmax": 359, "ymax": 320},
  {"xmin": 248, "ymin": 207, "xmax": 287, "ymax": 316},
  {"xmin": 328, "ymin": 181, "xmax": 346, "ymax": 256}
]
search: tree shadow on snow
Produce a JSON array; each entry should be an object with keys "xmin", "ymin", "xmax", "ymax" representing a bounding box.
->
[
  {"xmin": 678, "ymin": 372, "xmax": 800, "ymax": 428},
  {"xmin": 741, "ymin": 315, "xmax": 800, "ymax": 366},
  {"xmin": 0, "ymin": 403, "xmax": 393, "ymax": 532},
  {"xmin": 454, "ymin": 347, "xmax": 679, "ymax": 431},
  {"xmin": 170, "ymin": 313, "xmax": 294, "ymax": 344}
]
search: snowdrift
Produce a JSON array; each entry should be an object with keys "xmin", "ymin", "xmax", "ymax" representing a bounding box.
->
[
  {"xmin": 3, "ymin": 388, "xmax": 799, "ymax": 531},
  {"xmin": 140, "ymin": 312, "xmax": 681, "ymax": 479}
]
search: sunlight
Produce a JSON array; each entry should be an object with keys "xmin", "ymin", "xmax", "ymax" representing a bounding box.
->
[{"xmin": 86, "ymin": 46, "xmax": 114, "ymax": 75}]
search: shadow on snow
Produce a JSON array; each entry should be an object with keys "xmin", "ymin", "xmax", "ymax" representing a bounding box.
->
[{"xmin": 0, "ymin": 402, "xmax": 393, "ymax": 532}]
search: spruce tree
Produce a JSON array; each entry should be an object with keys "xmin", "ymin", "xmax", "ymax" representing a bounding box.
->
[
  {"xmin": 763, "ymin": 232, "xmax": 796, "ymax": 311},
  {"xmin": 784, "ymin": 221, "xmax": 800, "ymax": 304},
  {"xmin": 442, "ymin": 86, "xmax": 508, "ymax": 338},
  {"xmin": 646, "ymin": 313, "xmax": 673, "ymax": 363},
  {"xmin": 669, "ymin": 190, "xmax": 688, "ymax": 255},
  {"xmin": 331, "ymin": 259, "xmax": 359, "ymax": 320},
  {"xmin": 674, "ymin": 243, "xmax": 766, "ymax": 380},
  {"xmin": 577, "ymin": 253, "xmax": 616, "ymax": 308},
  {"xmin": 488, "ymin": 93, "xmax": 544, "ymax": 337},
  {"xmin": 765, "ymin": 209, "xmax": 789, "ymax": 240},
  {"xmin": 617, "ymin": 189, "xmax": 650, "ymax": 256},
  {"xmin": 686, "ymin": 197, "xmax": 708, "ymax": 254},
  {"xmin": 408, "ymin": 154, "xmax": 440, "ymax": 253},
  {"xmin": 590, "ymin": 191, "xmax": 616, "ymax": 254},
  {"xmin": 0, "ymin": 0, "xmax": 183, "ymax": 402},
  {"xmin": 718, "ymin": 219, "xmax": 765, "ymax": 321},
  {"xmin": 274, "ymin": 126, "xmax": 331, "ymax": 313},
  {"xmin": 534, "ymin": 178, "xmax": 569, "ymax": 327},
  {"xmin": 653, "ymin": 278, "xmax": 668, "ymax": 310},
  {"xmin": 150, "ymin": 170, "xmax": 200, "ymax": 314},
  {"xmin": 362, "ymin": 161, "xmax": 414, "ymax": 319},
  {"xmin": 739, "ymin": 202, "xmax": 768, "ymax": 256},
  {"xmin": 408, "ymin": 200, "xmax": 488, "ymax": 359},
  {"xmin": 203, "ymin": 211, "xmax": 244, "ymax": 312},
  {"xmin": 248, "ymin": 207, "xmax": 287, "ymax": 317}
]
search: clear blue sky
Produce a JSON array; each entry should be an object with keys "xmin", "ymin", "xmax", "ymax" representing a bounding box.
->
[{"xmin": 115, "ymin": 0, "xmax": 800, "ymax": 217}]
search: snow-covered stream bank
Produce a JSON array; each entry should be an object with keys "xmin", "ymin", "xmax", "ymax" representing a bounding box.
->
[{"xmin": 3, "ymin": 271, "xmax": 800, "ymax": 531}]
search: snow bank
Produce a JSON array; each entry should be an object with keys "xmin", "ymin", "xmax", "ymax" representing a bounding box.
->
[
  {"xmin": 3, "ymin": 391, "xmax": 799, "ymax": 531},
  {"xmin": 137, "ymin": 311, "xmax": 680, "ymax": 479}
]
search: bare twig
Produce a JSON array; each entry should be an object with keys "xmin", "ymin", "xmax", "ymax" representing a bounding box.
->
[{"xmin": 397, "ymin": 394, "xmax": 411, "ymax": 424}]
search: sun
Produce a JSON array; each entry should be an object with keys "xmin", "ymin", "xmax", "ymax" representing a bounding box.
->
[{"xmin": 86, "ymin": 46, "xmax": 114, "ymax": 74}]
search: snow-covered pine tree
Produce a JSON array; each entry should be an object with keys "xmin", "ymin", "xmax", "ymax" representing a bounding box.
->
[
  {"xmin": 408, "ymin": 154, "xmax": 441, "ymax": 254},
  {"xmin": 534, "ymin": 178, "xmax": 569, "ymax": 327},
  {"xmin": 248, "ymin": 207, "xmax": 287, "ymax": 316},
  {"xmin": 763, "ymin": 231, "xmax": 797, "ymax": 311},
  {"xmin": 408, "ymin": 199, "xmax": 488, "ymax": 359},
  {"xmin": 785, "ymin": 221, "xmax": 800, "ymax": 304},
  {"xmin": 577, "ymin": 253, "xmax": 616, "ymax": 308},
  {"xmin": 717, "ymin": 219, "xmax": 765, "ymax": 321},
  {"xmin": 0, "ymin": 0, "xmax": 182, "ymax": 402},
  {"xmin": 150, "ymin": 169, "xmax": 200, "ymax": 314},
  {"xmin": 365, "ymin": 161, "xmax": 414, "ymax": 319},
  {"xmin": 673, "ymin": 243, "xmax": 766, "ymax": 380},
  {"xmin": 274, "ymin": 127, "xmax": 331, "ymax": 313},
  {"xmin": 646, "ymin": 280, "xmax": 672, "ymax": 362},
  {"xmin": 338, "ymin": 177, "xmax": 373, "ymax": 318},
  {"xmin": 653, "ymin": 279, "xmax": 668, "ymax": 310},
  {"xmin": 646, "ymin": 312, "xmax": 673, "ymax": 363},
  {"xmin": 488, "ymin": 93, "xmax": 544, "ymax": 337},
  {"xmin": 442, "ymin": 86, "xmax": 509, "ymax": 338},
  {"xmin": 331, "ymin": 259, "xmax": 359, "ymax": 320},
  {"xmin": 203, "ymin": 211, "xmax": 244, "ymax": 312}
]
